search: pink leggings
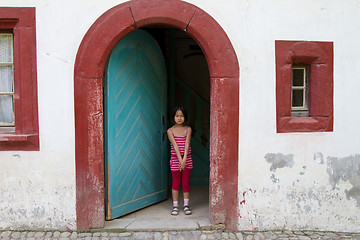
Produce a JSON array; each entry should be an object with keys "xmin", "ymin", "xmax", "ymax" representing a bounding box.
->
[{"xmin": 171, "ymin": 169, "xmax": 191, "ymax": 192}]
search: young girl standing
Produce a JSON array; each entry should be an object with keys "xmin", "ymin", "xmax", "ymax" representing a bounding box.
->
[{"xmin": 167, "ymin": 106, "xmax": 193, "ymax": 215}]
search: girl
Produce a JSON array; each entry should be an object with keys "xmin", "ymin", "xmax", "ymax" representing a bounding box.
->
[{"xmin": 167, "ymin": 106, "xmax": 193, "ymax": 215}]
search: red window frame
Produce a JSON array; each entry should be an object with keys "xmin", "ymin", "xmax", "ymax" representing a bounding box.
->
[
  {"xmin": 0, "ymin": 7, "xmax": 39, "ymax": 150},
  {"xmin": 275, "ymin": 40, "xmax": 333, "ymax": 133}
]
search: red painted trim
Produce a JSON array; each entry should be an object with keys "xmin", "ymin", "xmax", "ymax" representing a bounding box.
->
[
  {"xmin": 74, "ymin": 0, "xmax": 239, "ymax": 231},
  {"xmin": 275, "ymin": 40, "xmax": 333, "ymax": 133},
  {"xmin": 209, "ymin": 77, "xmax": 239, "ymax": 228},
  {"xmin": 0, "ymin": 20, "xmax": 17, "ymax": 29},
  {"xmin": 0, "ymin": 7, "xmax": 39, "ymax": 151}
]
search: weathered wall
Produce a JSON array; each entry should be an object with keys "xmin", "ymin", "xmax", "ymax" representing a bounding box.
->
[
  {"xmin": 0, "ymin": 0, "xmax": 131, "ymax": 230},
  {"xmin": 0, "ymin": 0, "xmax": 359, "ymax": 232},
  {"xmin": 232, "ymin": 0, "xmax": 360, "ymax": 232},
  {"xmin": 0, "ymin": 152, "xmax": 76, "ymax": 230},
  {"xmin": 0, "ymin": 0, "xmax": 80, "ymax": 230}
]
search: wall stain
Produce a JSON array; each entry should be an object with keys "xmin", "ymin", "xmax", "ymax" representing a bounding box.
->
[
  {"xmin": 300, "ymin": 166, "xmax": 307, "ymax": 175},
  {"xmin": 270, "ymin": 174, "xmax": 279, "ymax": 183},
  {"xmin": 12, "ymin": 154, "xmax": 20, "ymax": 161},
  {"xmin": 265, "ymin": 153, "xmax": 294, "ymax": 172},
  {"xmin": 17, "ymin": 209, "xmax": 27, "ymax": 217},
  {"xmin": 286, "ymin": 188, "xmax": 324, "ymax": 212},
  {"xmin": 32, "ymin": 207, "xmax": 46, "ymax": 218},
  {"xmin": 315, "ymin": 153, "xmax": 360, "ymax": 207}
]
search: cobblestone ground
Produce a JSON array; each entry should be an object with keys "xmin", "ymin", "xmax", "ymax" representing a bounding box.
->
[{"xmin": 1, "ymin": 230, "xmax": 360, "ymax": 240}]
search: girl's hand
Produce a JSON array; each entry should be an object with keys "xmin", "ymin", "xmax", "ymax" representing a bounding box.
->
[{"xmin": 180, "ymin": 161, "xmax": 186, "ymax": 170}]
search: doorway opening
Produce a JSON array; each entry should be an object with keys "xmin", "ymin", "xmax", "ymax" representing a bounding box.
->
[
  {"xmin": 142, "ymin": 27, "xmax": 211, "ymax": 187},
  {"xmin": 74, "ymin": 0, "xmax": 239, "ymax": 231},
  {"xmin": 103, "ymin": 27, "xmax": 211, "ymax": 228}
]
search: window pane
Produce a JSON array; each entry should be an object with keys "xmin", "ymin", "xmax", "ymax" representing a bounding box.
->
[
  {"xmin": 0, "ymin": 95, "xmax": 14, "ymax": 124},
  {"xmin": 0, "ymin": 66, "xmax": 13, "ymax": 92},
  {"xmin": 293, "ymin": 68, "xmax": 305, "ymax": 87},
  {"xmin": 292, "ymin": 89, "xmax": 304, "ymax": 107},
  {"xmin": 0, "ymin": 34, "xmax": 13, "ymax": 63}
]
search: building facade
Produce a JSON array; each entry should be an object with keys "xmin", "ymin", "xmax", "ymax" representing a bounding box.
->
[{"xmin": 0, "ymin": 0, "xmax": 359, "ymax": 232}]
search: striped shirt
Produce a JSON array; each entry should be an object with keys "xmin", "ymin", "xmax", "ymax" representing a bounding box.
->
[{"xmin": 169, "ymin": 127, "xmax": 193, "ymax": 172}]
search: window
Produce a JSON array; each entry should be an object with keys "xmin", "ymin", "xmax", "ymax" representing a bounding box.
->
[
  {"xmin": 0, "ymin": 33, "xmax": 14, "ymax": 127},
  {"xmin": 291, "ymin": 65, "xmax": 309, "ymax": 117},
  {"xmin": 275, "ymin": 40, "xmax": 333, "ymax": 133},
  {"xmin": 0, "ymin": 8, "xmax": 39, "ymax": 150}
]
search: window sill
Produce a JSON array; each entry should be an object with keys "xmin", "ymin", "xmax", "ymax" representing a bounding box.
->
[
  {"xmin": 0, "ymin": 129, "xmax": 39, "ymax": 150},
  {"xmin": 0, "ymin": 133, "xmax": 36, "ymax": 141},
  {"xmin": 278, "ymin": 116, "xmax": 333, "ymax": 133}
]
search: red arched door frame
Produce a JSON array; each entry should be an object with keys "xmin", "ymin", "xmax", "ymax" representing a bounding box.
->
[{"xmin": 74, "ymin": 0, "xmax": 239, "ymax": 231}]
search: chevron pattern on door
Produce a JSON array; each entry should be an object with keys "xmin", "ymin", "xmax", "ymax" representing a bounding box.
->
[{"xmin": 105, "ymin": 30, "xmax": 167, "ymax": 220}]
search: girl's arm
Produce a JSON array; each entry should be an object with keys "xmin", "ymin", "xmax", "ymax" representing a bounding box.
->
[
  {"xmin": 181, "ymin": 127, "xmax": 192, "ymax": 169},
  {"xmin": 167, "ymin": 129, "xmax": 183, "ymax": 168}
]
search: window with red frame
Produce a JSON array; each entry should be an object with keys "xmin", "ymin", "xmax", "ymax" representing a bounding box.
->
[
  {"xmin": 275, "ymin": 40, "xmax": 333, "ymax": 133},
  {"xmin": 0, "ymin": 7, "xmax": 39, "ymax": 150}
]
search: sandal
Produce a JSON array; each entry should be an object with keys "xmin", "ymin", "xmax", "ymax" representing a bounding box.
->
[
  {"xmin": 171, "ymin": 206, "xmax": 179, "ymax": 215},
  {"xmin": 184, "ymin": 206, "xmax": 192, "ymax": 215}
]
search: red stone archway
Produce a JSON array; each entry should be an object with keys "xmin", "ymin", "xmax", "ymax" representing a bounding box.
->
[{"xmin": 74, "ymin": 0, "xmax": 239, "ymax": 231}]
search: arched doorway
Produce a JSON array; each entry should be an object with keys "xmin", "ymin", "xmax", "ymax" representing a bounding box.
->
[{"xmin": 74, "ymin": 0, "xmax": 239, "ymax": 231}]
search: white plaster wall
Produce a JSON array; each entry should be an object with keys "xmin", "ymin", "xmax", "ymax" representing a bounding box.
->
[
  {"xmin": 221, "ymin": 0, "xmax": 360, "ymax": 232},
  {"xmin": 0, "ymin": 0, "xmax": 126, "ymax": 230},
  {"xmin": 0, "ymin": 0, "xmax": 360, "ymax": 232}
]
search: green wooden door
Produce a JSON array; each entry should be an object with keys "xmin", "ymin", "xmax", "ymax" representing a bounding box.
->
[{"xmin": 104, "ymin": 30, "xmax": 168, "ymax": 219}]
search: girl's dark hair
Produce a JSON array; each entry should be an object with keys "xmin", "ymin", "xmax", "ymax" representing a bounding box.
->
[{"xmin": 172, "ymin": 105, "xmax": 188, "ymax": 122}]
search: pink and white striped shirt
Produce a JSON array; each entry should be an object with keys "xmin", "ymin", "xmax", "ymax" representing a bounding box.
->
[{"xmin": 169, "ymin": 127, "xmax": 193, "ymax": 172}]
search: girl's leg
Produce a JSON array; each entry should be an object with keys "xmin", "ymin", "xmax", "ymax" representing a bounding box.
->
[
  {"xmin": 171, "ymin": 171, "xmax": 181, "ymax": 215},
  {"xmin": 183, "ymin": 192, "xmax": 189, "ymax": 202},
  {"xmin": 182, "ymin": 169, "xmax": 192, "ymax": 215},
  {"xmin": 172, "ymin": 189, "xmax": 179, "ymax": 203},
  {"xmin": 172, "ymin": 171, "xmax": 181, "ymax": 197},
  {"xmin": 182, "ymin": 169, "xmax": 191, "ymax": 194}
]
